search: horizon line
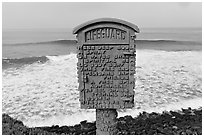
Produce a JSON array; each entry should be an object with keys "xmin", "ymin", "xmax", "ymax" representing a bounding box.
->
[{"xmin": 3, "ymin": 26, "xmax": 202, "ymax": 31}]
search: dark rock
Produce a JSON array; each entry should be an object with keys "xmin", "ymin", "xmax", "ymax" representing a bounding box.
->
[
  {"xmin": 124, "ymin": 115, "xmax": 133, "ymax": 121},
  {"xmin": 80, "ymin": 120, "xmax": 89, "ymax": 130},
  {"xmin": 186, "ymin": 129, "xmax": 193, "ymax": 135},
  {"xmin": 118, "ymin": 116, "xmax": 125, "ymax": 121},
  {"xmin": 2, "ymin": 108, "xmax": 202, "ymax": 135}
]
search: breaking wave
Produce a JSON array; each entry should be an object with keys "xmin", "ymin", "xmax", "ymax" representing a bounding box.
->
[
  {"xmin": 2, "ymin": 50, "xmax": 202, "ymax": 127},
  {"xmin": 2, "ymin": 56, "xmax": 49, "ymax": 69}
]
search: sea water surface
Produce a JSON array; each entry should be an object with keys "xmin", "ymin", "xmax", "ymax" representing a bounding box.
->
[{"xmin": 2, "ymin": 28, "xmax": 202, "ymax": 127}]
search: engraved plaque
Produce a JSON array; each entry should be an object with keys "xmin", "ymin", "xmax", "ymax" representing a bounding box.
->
[{"xmin": 73, "ymin": 18, "xmax": 139, "ymax": 109}]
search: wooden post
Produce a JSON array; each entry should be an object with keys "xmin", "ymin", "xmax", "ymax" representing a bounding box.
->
[{"xmin": 96, "ymin": 109, "xmax": 118, "ymax": 135}]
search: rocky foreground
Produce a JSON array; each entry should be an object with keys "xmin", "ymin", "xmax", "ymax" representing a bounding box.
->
[{"xmin": 2, "ymin": 107, "xmax": 202, "ymax": 135}]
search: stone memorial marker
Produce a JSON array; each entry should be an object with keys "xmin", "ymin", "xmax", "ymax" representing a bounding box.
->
[{"xmin": 73, "ymin": 18, "xmax": 139, "ymax": 135}]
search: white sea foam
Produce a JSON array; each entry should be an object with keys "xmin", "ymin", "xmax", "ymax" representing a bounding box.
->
[{"xmin": 2, "ymin": 50, "xmax": 202, "ymax": 127}]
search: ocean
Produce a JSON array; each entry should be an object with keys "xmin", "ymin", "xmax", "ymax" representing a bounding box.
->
[{"xmin": 2, "ymin": 28, "xmax": 202, "ymax": 127}]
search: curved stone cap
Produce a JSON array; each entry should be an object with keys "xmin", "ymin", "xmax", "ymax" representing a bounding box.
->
[{"xmin": 73, "ymin": 18, "xmax": 140, "ymax": 34}]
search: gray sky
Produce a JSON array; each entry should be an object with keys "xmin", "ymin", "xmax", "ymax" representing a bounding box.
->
[{"xmin": 2, "ymin": 2, "xmax": 202, "ymax": 29}]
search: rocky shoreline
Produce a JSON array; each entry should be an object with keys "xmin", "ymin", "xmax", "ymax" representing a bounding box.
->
[{"xmin": 2, "ymin": 107, "xmax": 202, "ymax": 135}]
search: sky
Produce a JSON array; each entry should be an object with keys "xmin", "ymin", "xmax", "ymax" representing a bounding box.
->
[{"xmin": 2, "ymin": 2, "xmax": 202, "ymax": 30}]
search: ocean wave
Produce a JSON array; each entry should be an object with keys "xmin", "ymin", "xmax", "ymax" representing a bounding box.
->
[
  {"xmin": 2, "ymin": 54, "xmax": 78, "ymax": 70},
  {"xmin": 2, "ymin": 56, "xmax": 49, "ymax": 69},
  {"xmin": 2, "ymin": 51, "xmax": 202, "ymax": 127},
  {"xmin": 2, "ymin": 53, "xmax": 79, "ymax": 70},
  {"xmin": 3, "ymin": 39, "xmax": 77, "ymax": 46},
  {"xmin": 3, "ymin": 39, "xmax": 201, "ymax": 46},
  {"xmin": 136, "ymin": 39, "xmax": 201, "ymax": 45}
]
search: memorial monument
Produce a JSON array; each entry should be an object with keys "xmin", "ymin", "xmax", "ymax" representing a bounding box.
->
[{"xmin": 73, "ymin": 18, "xmax": 139, "ymax": 135}]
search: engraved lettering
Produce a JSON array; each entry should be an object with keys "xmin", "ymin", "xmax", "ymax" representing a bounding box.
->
[{"xmin": 85, "ymin": 28, "xmax": 126, "ymax": 42}]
